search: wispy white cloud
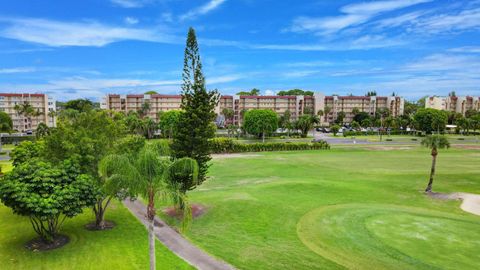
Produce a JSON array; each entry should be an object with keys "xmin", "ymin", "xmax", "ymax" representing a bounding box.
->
[
  {"xmin": 180, "ymin": 0, "xmax": 227, "ymax": 21},
  {"xmin": 288, "ymin": 0, "xmax": 432, "ymax": 35},
  {"xmin": 124, "ymin": 17, "xmax": 139, "ymax": 25},
  {"xmin": 449, "ymin": 46, "xmax": 480, "ymax": 53},
  {"xmin": 111, "ymin": 0, "xmax": 149, "ymax": 8},
  {"xmin": 414, "ymin": 8, "xmax": 480, "ymax": 34},
  {"xmin": 0, "ymin": 67, "xmax": 36, "ymax": 74},
  {"xmin": 0, "ymin": 17, "xmax": 180, "ymax": 47}
]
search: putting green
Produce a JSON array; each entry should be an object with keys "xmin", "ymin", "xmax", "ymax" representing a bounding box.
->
[{"xmin": 297, "ymin": 204, "xmax": 480, "ymax": 270}]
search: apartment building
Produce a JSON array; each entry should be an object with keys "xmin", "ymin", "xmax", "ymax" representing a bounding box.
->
[
  {"xmin": 0, "ymin": 93, "xmax": 56, "ymax": 132},
  {"xmin": 425, "ymin": 96, "xmax": 480, "ymax": 116},
  {"xmin": 103, "ymin": 92, "xmax": 404, "ymax": 125},
  {"xmin": 101, "ymin": 94, "xmax": 182, "ymax": 121}
]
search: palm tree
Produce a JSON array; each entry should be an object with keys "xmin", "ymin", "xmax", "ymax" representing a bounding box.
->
[
  {"xmin": 324, "ymin": 106, "xmax": 332, "ymax": 123},
  {"xmin": 222, "ymin": 108, "xmax": 234, "ymax": 125},
  {"xmin": 421, "ymin": 135, "xmax": 450, "ymax": 193},
  {"xmin": 14, "ymin": 102, "xmax": 35, "ymax": 131},
  {"xmin": 100, "ymin": 142, "xmax": 198, "ymax": 270},
  {"xmin": 139, "ymin": 102, "xmax": 151, "ymax": 119},
  {"xmin": 48, "ymin": 110, "xmax": 56, "ymax": 127}
]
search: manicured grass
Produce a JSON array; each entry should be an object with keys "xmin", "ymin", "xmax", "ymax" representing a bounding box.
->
[
  {"xmin": 168, "ymin": 145, "xmax": 480, "ymax": 269},
  {"xmin": 0, "ymin": 161, "xmax": 193, "ymax": 270}
]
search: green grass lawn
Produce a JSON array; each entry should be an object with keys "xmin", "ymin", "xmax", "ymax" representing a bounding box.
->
[
  {"xmin": 165, "ymin": 145, "xmax": 480, "ymax": 270},
  {"xmin": 0, "ymin": 161, "xmax": 193, "ymax": 270}
]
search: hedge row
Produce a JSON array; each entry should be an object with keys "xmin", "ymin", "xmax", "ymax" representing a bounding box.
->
[
  {"xmin": 0, "ymin": 136, "xmax": 35, "ymax": 144},
  {"xmin": 209, "ymin": 138, "xmax": 330, "ymax": 154}
]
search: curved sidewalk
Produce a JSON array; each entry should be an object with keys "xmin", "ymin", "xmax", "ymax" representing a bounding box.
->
[{"xmin": 123, "ymin": 199, "xmax": 236, "ymax": 270}]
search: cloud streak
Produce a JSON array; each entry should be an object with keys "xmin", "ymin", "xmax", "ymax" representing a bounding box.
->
[
  {"xmin": 0, "ymin": 17, "xmax": 180, "ymax": 47},
  {"xmin": 288, "ymin": 0, "xmax": 432, "ymax": 35},
  {"xmin": 180, "ymin": 0, "xmax": 227, "ymax": 21}
]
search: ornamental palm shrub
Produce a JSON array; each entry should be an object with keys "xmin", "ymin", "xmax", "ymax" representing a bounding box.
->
[
  {"xmin": 100, "ymin": 141, "xmax": 198, "ymax": 270},
  {"xmin": 421, "ymin": 135, "xmax": 450, "ymax": 192},
  {"xmin": 0, "ymin": 159, "xmax": 97, "ymax": 243}
]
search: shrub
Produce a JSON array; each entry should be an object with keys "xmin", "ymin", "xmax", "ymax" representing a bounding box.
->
[{"xmin": 209, "ymin": 138, "xmax": 330, "ymax": 153}]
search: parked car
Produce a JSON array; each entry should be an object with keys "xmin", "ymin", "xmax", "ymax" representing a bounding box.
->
[{"xmin": 25, "ymin": 130, "xmax": 33, "ymax": 135}]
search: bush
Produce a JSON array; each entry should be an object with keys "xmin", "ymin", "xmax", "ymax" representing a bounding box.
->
[
  {"xmin": 386, "ymin": 138, "xmax": 393, "ymax": 141},
  {"xmin": 1, "ymin": 135, "xmax": 35, "ymax": 145},
  {"xmin": 209, "ymin": 138, "xmax": 330, "ymax": 153},
  {"xmin": 458, "ymin": 138, "xmax": 465, "ymax": 140}
]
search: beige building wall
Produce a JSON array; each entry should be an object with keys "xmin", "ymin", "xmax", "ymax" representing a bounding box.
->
[
  {"xmin": 0, "ymin": 93, "xmax": 56, "ymax": 132},
  {"xmin": 425, "ymin": 96, "xmax": 480, "ymax": 116},
  {"xmin": 103, "ymin": 92, "xmax": 405, "ymax": 126}
]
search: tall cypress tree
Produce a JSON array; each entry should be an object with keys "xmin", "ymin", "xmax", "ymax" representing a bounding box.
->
[{"xmin": 172, "ymin": 27, "xmax": 219, "ymax": 192}]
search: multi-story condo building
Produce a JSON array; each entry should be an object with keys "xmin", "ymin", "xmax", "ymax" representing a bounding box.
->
[
  {"xmin": 0, "ymin": 93, "xmax": 56, "ymax": 132},
  {"xmin": 102, "ymin": 92, "xmax": 404, "ymax": 125},
  {"xmin": 425, "ymin": 96, "xmax": 480, "ymax": 116}
]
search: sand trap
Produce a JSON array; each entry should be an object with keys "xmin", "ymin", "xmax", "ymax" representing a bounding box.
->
[{"xmin": 430, "ymin": 192, "xmax": 480, "ymax": 216}]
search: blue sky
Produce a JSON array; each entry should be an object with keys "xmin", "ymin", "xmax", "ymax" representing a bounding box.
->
[{"xmin": 1, "ymin": 0, "xmax": 479, "ymax": 101}]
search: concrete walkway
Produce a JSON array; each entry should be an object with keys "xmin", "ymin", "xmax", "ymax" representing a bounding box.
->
[{"xmin": 123, "ymin": 199, "xmax": 236, "ymax": 270}]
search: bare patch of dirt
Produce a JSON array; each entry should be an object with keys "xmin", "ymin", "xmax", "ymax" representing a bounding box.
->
[
  {"xmin": 85, "ymin": 220, "xmax": 116, "ymax": 231},
  {"xmin": 212, "ymin": 154, "xmax": 261, "ymax": 159},
  {"xmin": 428, "ymin": 192, "xmax": 480, "ymax": 216},
  {"xmin": 163, "ymin": 204, "xmax": 206, "ymax": 219},
  {"xmin": 25, "ymin": 234, "xmax": 69, "ymax": 251}
]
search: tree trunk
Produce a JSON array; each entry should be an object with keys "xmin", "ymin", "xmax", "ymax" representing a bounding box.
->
[
  {"xmin": 147, "ymin": 189, "xmax": 156, "ymax": 270},
  {"xmin": 425, "ymin": 150, "xmax": 437, "ymax": 192},
  {"xmin": 262, "ymin": 132, "xmax": 265, "ymax": 143},
  {"xmin": 148, "ymin": 217, "xmax": 155, "ymax": 270}
]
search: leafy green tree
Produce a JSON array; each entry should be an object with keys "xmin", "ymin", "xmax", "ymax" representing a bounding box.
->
[
  {"xmin": 351, "ymin": 121, "xmax": 361, "ymax": 131},
  {"xmin": 335, "ymin": 111, "xmax": 346, "ymax": 124},
  {"xmin": 142, "ymin": 117, "xmax": 157, "ymax": 139},
  {"xmin": 159, "ymin": 110, "xmax": 182, "ymax": 139},
  {"xmin": 331, "ymin": 125, "xmax": 340, "ymax": 136},
  {"xmin": 361, "ymin": 118, "xmax": 372, "ymax": 128},
  {"xmin": 465, "ymin": 109, "xmax": 478, "ymax": 119},
  {"xmin": 236, "ymin": 88, "xmax": 261, "ymax": 96},
  {"xmin": 114, "ymin": 134, "xmax": 146, "ymax": 157},
  {"xmin": 0, "ymin": 159, "xmax": 97, "ymax": 243},
  {"xmin": 64, "ymin": 98, "xmax": 94, "ymax": 112},
  {"xmin": 243, "ymin": 109, "xmax": 278, "ymax": 142},
  {"xmin": 404, "ymin": 100, "xmax": 421, "ymax": 116},
  {"xmin": 0, "ymin": 111, "xmax": 13, "ymax": 132},
  {"xmin": 100, "ymin": 142, "xmax": 198, "ymax": 270},
  {"xmin": 10, "ymin": 140, "xmax": 44, "ymax": 167},
  {"xmin": 353, "ymin": 111, "xmax": 370, "ymax": 124},
  {"xmin": 124, "ymin": 111, "xmax": 144, "ymax": 135},
  {"xmin": 145, "ymin": 91, "xmax": 158, "ymax": 95},
  {"xmin": 421, "ymin": 135, "xmax": 450, "ymax": 192},
  {"xmin": 172, "ymin": 27, "xmax": 219, "ymax": 190},
  {"xmin": 414, "ymin": 108, "xmax": 448, "ymax": 134},
  {"xmin": 0, "ymin": 111, "xmax": 13, "ymax": 152},
  {"xmin": 43, "ymin": 110, "xmax": 127, "ymax": 229},
  {"xmin": 139, "ymin": 102, "xmax": 151, "ymax": 119},
  {"xmin": 277, "ymin": 89, "xmax": 314, "ymax": 96}
]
